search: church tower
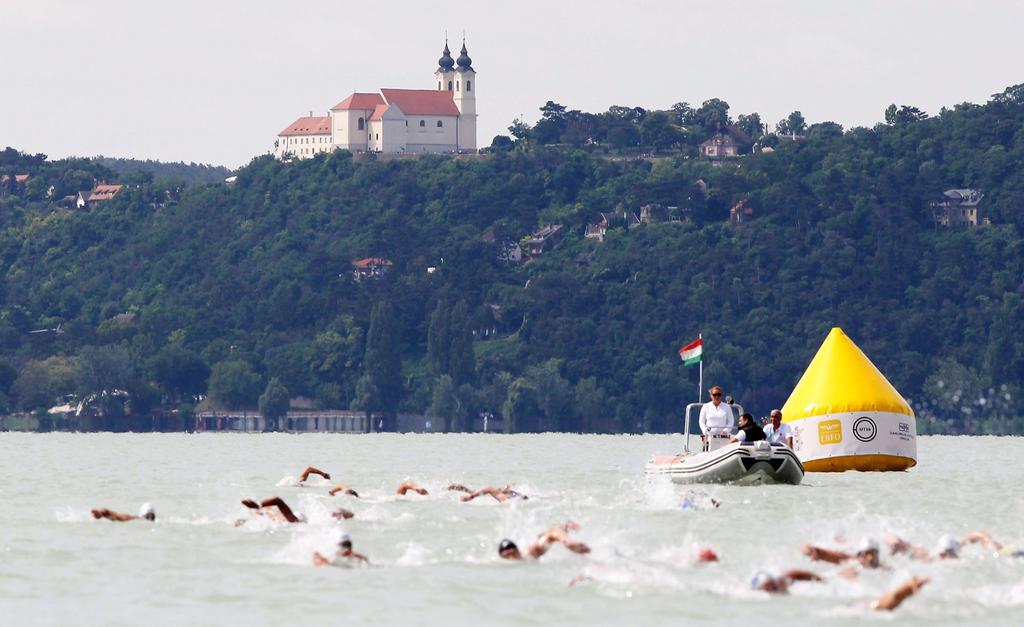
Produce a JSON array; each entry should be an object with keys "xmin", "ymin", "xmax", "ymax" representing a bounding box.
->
[
  {"xmin": 453, "ymin": 40, "xmax": 477, "ymax": 151},
  {"xmin": 434, "ymin": 40, "xmax": 455, "ymax": 92}
]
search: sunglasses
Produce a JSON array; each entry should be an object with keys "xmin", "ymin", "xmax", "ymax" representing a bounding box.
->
[{"xmin": 711, "ymin": 393, "xmax": 722, "ymax": 397}]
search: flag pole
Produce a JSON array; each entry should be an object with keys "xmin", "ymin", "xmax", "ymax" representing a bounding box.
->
[{"xmin": 698, "ymin": 332, "xmax": 703, "ymax": 403}]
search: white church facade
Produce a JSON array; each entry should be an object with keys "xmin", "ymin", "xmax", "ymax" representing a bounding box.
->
[{"xmin": 275, "ymin": 41, "xmax": 477, "ymax": 159}]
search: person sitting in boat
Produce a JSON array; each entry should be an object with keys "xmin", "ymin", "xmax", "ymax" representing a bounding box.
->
[
  {"xmin": 762, "ymin": 409, "xmax": 794, "ymax": 448},
  {"xmin": 729, "ymin": 412, "xmax": 767, "ymax": 444},
  {"xmin": 699, "ymin": 386, "xmax": 734, "ymax": 448}
]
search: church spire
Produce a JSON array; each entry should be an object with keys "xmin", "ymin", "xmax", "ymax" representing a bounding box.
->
[
  {"xmin": 437, "ymin": 39, "xmax": 455, "ymax": 72},
  {"xmin": 456, "ymin": 38, "xmax": 473, "ymax": 72}
]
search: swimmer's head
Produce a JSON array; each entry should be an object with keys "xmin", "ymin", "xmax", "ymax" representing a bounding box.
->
[
  {"xmin": 697, "ymin": 547, "xmax": 719, "ymax": 563},
  {"xmin": 498, "ymin": 539, "xmax": 521, "ymax": 560},
  {"xmin": 751, "ymin": 571, "xmax": 780, "ymax": 592},
  {"xmin": 138, "ymin": 503, "xmax": 155, "ymax": 521},
  {"xmin": 936, "ymin": 534, "xmax": 960, "ymax": 558},
  {"xmin": 856, "ymin": 537, "xmax": 880, "ymax": 567},
  {"xmin": 339, "ymin": 532, "xmax": 352, "ymax": 549},
  {"xmin": 346, "ymin": 489, "xmax": 360, "ymax": 498}
]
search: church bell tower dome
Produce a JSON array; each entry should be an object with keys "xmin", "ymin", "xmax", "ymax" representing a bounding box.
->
[
  {"xmin": 437, "ymin": 41, "xmax": 455, "ymax": 72},
  {"xmin": 456, "ymin": 41, "xmax": 473, "ymax": 71}
]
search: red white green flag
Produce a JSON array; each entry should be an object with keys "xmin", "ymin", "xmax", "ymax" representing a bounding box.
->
[{"xmin": 678, "ymin": 337, "xmax": 703, "ymax": 366}]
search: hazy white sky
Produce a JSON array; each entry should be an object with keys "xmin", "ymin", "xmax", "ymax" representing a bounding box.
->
[{"xmin": 3, "ymin": 0, "xmax": 1023, "ymax": 168}]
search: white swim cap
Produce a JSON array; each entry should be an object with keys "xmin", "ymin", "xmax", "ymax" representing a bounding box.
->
[
  {"xmin": 139, "ymin": 503, "xmax": 155, "ymax": 517},
  {"xmin": 937, "ymin": 534, "xmax": 959, "ymax": 555},
  {"xmin": 857, "ymin": 537, "xmax": 879, "ymax": 553},
  {"xmin": 750, "ymin": 571, "xmax": 773, "ymax": 590},
  {"xmin": 339, "ymin": 532, "xmax": 351, "ymax": 544}
]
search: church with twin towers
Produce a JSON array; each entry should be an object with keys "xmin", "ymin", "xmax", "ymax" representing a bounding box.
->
[{"xmin": 274, "ymin": 40, "xmax": 478, "ymax": 158}]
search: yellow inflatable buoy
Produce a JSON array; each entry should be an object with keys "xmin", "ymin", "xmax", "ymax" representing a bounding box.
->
[{"xmin": 781, "ymin": 328, "xmax": 917, "ymax": 472}]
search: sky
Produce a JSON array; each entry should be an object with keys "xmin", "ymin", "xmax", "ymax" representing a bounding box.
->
[{"xmin": 3, "ymin": 0, "xmax": 1023, "ymax": 168}]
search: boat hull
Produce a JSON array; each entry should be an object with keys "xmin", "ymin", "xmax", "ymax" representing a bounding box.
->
[{"xmin": 645, "ymin": 442, "xmax": 804, "ymax": 485}]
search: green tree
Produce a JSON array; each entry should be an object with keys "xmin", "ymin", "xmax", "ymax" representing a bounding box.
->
[
  {"xmin": 427, "ymin": 298, "xmax": 451, "ymax": 376},
  {"xmin": 146, "ymin": 344, "xmax": 209, "ymax": 401},
  {"xmin": 362, "ymin": 300, "xmax": 403, "ymax": 430},
  {"xmin": 503, "ymin": 377, "xmax": 537, "ymax": 433},
  {"xmin": 259, "ymin": 377, "xmax": 290, "ymax": 429},
  {"xmin": 11, "ymin": 356, "xmax": 80, "ymax": 411},
  {"xmin": 208, "ymin": 360, "xmax": 261, "ymax": 410},
  {"xmin": 448, "ymin": 300, "xmax": 476, "ymax": 385}
]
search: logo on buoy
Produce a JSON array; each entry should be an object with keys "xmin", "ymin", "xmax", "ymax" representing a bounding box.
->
[{"xmin": 853, "ymin": 416, "xmax": 877, "ymax": 442}]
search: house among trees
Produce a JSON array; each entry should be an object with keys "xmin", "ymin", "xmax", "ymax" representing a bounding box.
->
[
  {"xmin": 482, "ymin": 227, "xmax": 524, "ymax": 264},
  {"xmin": 585, "ymin": 211, "xmax": 640, "ymax": 242},
  {"xmin": 700, "ymin": 132, "xmax": 739, "ymax": 159},
  {"xmin": 524, "ymin": 224, "xmax": 564, "ymax": 256},
  {"xmin": 932, "ymin": 188, "xmax": 983, "ymax": 228},
  {"xmin": 728, "ymin": 198, "xmax": 754, "ymax": 226},
  {"xmin": 351, "ymin": 257, "xmax": 394, "ymax": 280},
  {"xmin": 76, "ymin": 183, "xmax": 124, "ymax": 209},
  {"xmin": 639, "ymin": 203, "xmax": 670, "ymax": 223},
  {"xmin": 0, "ymin": 174, "xmax": 29, "ymax": 198}
]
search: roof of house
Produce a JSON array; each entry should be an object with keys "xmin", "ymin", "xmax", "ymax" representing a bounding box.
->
[
  {"xmin": 89, "ymin": 184, "xmax": 123, "ymax": 201},
  {"xmin": 1, "ymin": 174, "xmax": 29, "ymax": 184},
  {"xmin": 730, "ymin": 198, "xmax": 753, "ymax": 215},
  {"xmin": 942, "ymin": 189, "xmax": 983, "ymax": 206},
  {"xmin": 701, "ymin": 132, "xmax": 738, "ymax": 147},
  {"xmin": 331, "ymin": 92, "xmax": 386, "ymax": 111},
  {"xmin": 528, "ymin": 224, "xmax": 563, "ymax": 242},
  {"xmin": 279, "ymin": 115, "xmax": 331, "ymax": 136},
  {"xmin": 352, "ymin": 257, "xmax": 394, "ymax": 268},
  {"xmin": 380, "ymin": 88, "xmax": 459, "ymax": 116}
]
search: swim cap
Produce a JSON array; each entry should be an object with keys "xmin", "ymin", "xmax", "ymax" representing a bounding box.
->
[
  {"xmin": 339, "ymin": 532, "xmax": 351, "ymax": 544},
  {"xmin": 857, "ymin": 537, "xmax": 879, "ymax": 553},
  {"xmin": 936, "ymin": 534, "xmax": 959, "ymax": 555},
  {"xmin": 139, "ymin": 503, "xmax": 155, "ymax": 518},
  {"xmin": 498, "ymin": 539, "xmax": 518, "ymax": 553},
  {"xmin": 750, "ymin": 571, "xmax": 773, "ymax": 590}
]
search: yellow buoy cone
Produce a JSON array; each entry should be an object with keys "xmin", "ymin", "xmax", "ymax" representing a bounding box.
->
[{"xmin": 781, "ymin": 328, "xmax": 917, "ymax": 472}]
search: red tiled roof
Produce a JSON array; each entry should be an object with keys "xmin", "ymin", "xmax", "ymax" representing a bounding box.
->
[
  {"xmin": 88, "ymin": 183, "xmax": 123, "ymax": 200},
  {"xmin": 1, "ymin": 174, "xmax": 30, "ymax": 184},
  {"xmin": 380, "ymin": 89, "xmax": 459, "ymax": 116},
  {"xmin": 352, "ymin": 257, "xmax": 394, "ymax": 268},
  {"xmin": 331, "ymin": 92, "xmax": 386, "ymax": 111},
  {"xmin": 279, "ymin": 115, "xmax": 331, "ymax": 137},
  {"xmin": 368, "ymin": 104, "xmax": 390, "ymax": 121}
]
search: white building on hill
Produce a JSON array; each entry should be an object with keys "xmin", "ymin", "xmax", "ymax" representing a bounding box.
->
[{"xmin": 275, "ymin": 40, "xmax": 477, "ymax": 158}]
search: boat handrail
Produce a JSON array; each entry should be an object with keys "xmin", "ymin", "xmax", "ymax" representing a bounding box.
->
[{"xmin": 683, "ymin": 402, "xmax": 744, "ymax": 454}]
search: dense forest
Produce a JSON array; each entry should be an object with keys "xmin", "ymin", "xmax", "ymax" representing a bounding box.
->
[{"xmin": 2, "ymin": 84, "xmax": 1023, "ymax": 434}]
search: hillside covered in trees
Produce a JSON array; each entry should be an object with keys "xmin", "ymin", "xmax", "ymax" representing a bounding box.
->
[{"xmin": 2, "ymin": 84, "xmax": 1024, "ymax": 434}]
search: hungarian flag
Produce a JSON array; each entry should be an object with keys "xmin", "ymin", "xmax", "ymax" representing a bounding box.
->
[{"xmin": 678, "ymin": 337, "xmax": 703, "ymax": 366}]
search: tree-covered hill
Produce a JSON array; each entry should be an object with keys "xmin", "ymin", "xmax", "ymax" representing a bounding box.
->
[{"xmin": 2, "ymin": 84, "xmax": 1023, "ymax": 434}]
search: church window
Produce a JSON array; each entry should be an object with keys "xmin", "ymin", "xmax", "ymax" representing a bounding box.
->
[
  {"xmin": 419, "ymin": 120, "xmax": 425, "ymax": 127},
  {"xmin": 448, "ymin": 80, "xmax": 453, "ymax": 91},
  {"xmin": 457, "ymin": 80, "xmax": 460, "ymax": 91},
  {"xmin": 437, "ymin": 120, "xmax": 443, "ymax": 128},
  {"xmin": 438, "ymin": 81, "xmax": 441, "ymax": 90},
  {"xmin": 357, "ymin": 117, "xmax": 365, "ymax": 131},
  {"xmin": 376, "ymin": 133, "xmax": 379, "ymax": 140},
  {"xmin": 467, "ymin": 80, "xmax": 471, "ymax": 91}
]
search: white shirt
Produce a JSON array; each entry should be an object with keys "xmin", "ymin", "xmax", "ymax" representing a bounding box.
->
[
  {"xmin": 764, "ymin": 422, "xmax": 794, "ymax": 446},
  {"xmin": 699, "ymin": 400, "xmax": 734, "ymax": 435}
]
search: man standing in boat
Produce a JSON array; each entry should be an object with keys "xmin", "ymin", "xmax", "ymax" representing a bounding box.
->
[{"xmin": 698, "ymin": 386, "xmax": 734, "ymax": 450}]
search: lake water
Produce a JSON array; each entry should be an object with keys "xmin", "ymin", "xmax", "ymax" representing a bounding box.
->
[{"xmin": 1, "ymin": 433, "xmax": 1022, "ymax": 626}]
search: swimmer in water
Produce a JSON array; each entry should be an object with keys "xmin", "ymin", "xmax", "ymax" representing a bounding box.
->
[
  {"xmin": 92, "ymin": 503, "xmax": 155, "ymax": 522},
  {"xmin": 750, "ymin": 569, "xmax": 824, "ymax": 593},
  {"xmin": 884, "ymin": 532, "xmax": 961, "ymax": 561},
  {"xmin": 396, "ymin": 480, "xmax": 429, "ymax": 496},
  {"xmin": 449, "ymin": 484, "xmax": 528, "ymax": 502},
  {"xmin": 798, "ymin": 536, "xmax": 880, "ymax": 577},
  {"xmin": 298, "ymin": 466, "xmax": 331, "ymax": 483},
  {"xmin": 240, "ymin": 496, "xmax": 306, "ymax": 523},
  {"xmin": 498, "ymin": 522, "xmax": 590, "ymax": 561},
  {"xmin": 327, "ymin": 483, "xmax": 360, "ymax": 497},
  {"xmin": 313, "ymin": 533, "xmax": 369, "ymax": 566},
  {"xmin": 961, "ymin": 530, "xmax": 1024, "ymax": 557},
  {"xmin": 332, "ymin": 508, "xmax": 355, "ymax": 520}
]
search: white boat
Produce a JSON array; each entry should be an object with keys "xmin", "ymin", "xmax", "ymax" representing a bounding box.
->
[{"xmin": 645, "ymin": 403, "xmax": 804, "ymax": 485}]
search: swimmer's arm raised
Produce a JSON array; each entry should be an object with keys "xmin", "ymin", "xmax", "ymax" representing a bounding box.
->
[
  {"xmin": 260, "ymin": 497, "xmax": 302, "ymax": 523},
  {"xmin": 299, "ymin": 466, "xmax": 330, "ymax": 482},
  {"xmin": 872, "ymin": 576, "xmax": 928, "ymax": 611}
]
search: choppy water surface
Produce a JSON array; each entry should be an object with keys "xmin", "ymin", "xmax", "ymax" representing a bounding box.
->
[{"xmin": 1, "ymin": 433, "xmax": 1022, "ymax": 626}]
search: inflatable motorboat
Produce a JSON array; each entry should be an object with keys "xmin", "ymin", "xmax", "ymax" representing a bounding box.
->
[{"xmin": 645, "ymin": 403, "xmax": 804, "ymax": 485}]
